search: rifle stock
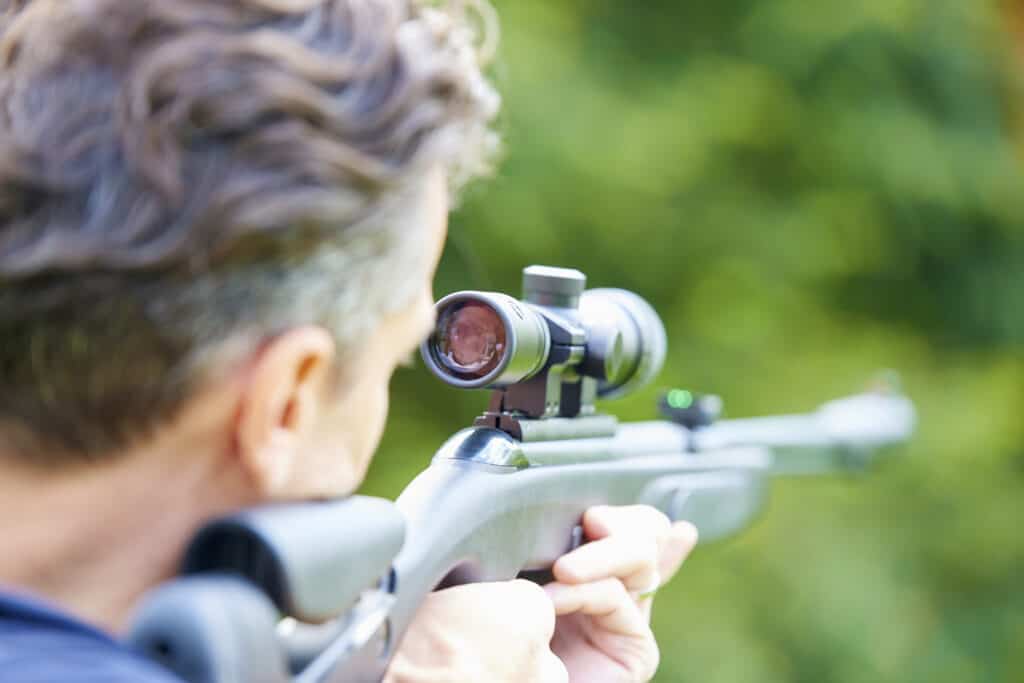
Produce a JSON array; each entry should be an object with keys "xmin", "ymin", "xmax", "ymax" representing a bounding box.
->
[{"xmin": 127, "ymin": 391, "xmax": 914, "ymax": 682}]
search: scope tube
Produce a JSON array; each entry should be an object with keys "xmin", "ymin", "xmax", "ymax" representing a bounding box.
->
[
  {"xmin": 579, "ymin": 288, "xmax": 667, "ymax": 399},
  {"xmin": 421, "ymin": 292, "xmax": 551, "ymax": 389}
]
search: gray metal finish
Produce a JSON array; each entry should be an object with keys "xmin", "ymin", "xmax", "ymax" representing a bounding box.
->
[
  {"xmin": 387, "ymin": 444, "xmax": 772, "ymax": 626},
  {"xmin": 510, "ymin": 414, "xmax": 620, "ymax": 444},
  {"xmin": 522, "ymin": 265, "xmax": 587, "ymax": 308},
  {"xmin": 579, "ymin": 288, "xmax": 668, "ymax": 400},
  {"xmin": 693, "ymin": 392, "xmax": 916, "ymax": 474},
  {"xmin": 289, "ymin": 443, "xmax": 772, "ymax": 682}
]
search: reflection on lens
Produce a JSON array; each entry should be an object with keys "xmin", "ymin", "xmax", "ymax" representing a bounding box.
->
[
  {"xmin": 423, "ymin": 291, "xmax": 552, "ymax": 389},
  {"xmin": 435, "ymin": 301, "xmax": 507, "ymax": 379}
]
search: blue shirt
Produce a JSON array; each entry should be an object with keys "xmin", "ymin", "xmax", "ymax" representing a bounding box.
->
[{"xmin": 0, "ymin": 589, "xmax": 182, "ymax": 682}]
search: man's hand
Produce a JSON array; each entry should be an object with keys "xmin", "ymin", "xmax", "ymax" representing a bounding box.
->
[
  {"xmin": 546, "ymin": 505, "xmax": 698, "ymax": 682},
  {"xmin": 384, "ymin": 579, "xmax": 568, "ymax": 683},
  {"xmin": 387, "ymin": 506, "xmax": 698, "ymax": 683}
]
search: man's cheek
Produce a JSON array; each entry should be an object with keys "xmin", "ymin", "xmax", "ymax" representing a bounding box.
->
[
  {"xmin": 367, "ymin": 386, "xmax": 390, "ymax": 455},
  {"xmin": 347, "ymin": 384, "xmax": 389, "ymax": 470}
]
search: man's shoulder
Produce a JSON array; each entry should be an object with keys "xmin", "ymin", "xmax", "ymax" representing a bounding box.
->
[{"xmin": 0, "ymin": 589, "xmax": 182, "ymax": 683}]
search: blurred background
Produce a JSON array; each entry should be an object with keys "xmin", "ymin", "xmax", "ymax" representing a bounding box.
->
[{"xmin": 362, "ymin": 1, "xmax": 1024, "ymax": 681}]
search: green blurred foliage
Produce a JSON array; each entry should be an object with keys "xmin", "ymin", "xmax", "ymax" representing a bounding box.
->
[{"xmin": 363, "ymin": 0, "xmax": 1024, "ymax": 680}]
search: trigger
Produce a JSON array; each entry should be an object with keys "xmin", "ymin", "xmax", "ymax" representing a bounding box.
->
[{"xmin": 568, "ymin": 524, "xmax": 585, "ymax": 552}]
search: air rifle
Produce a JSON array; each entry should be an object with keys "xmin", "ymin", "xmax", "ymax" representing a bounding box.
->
[{"xmin": 127, "ymin": 265, "xmax": 916, "ymax": 683}]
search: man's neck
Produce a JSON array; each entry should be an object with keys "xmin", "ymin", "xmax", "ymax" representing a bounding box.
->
[{"xmin": 0, "ymin": 444, "xmax": 255, "ymax": 634}]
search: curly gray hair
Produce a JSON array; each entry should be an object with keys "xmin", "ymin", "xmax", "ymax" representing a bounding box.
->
[{"xmin": 0, "ymin": 0, "xmax": 499, "ymax": 462}]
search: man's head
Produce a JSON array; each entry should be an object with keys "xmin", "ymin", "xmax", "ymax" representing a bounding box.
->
[{"xmin": 0, "ymin": 0, "xmax": 498, "ymax": 496}]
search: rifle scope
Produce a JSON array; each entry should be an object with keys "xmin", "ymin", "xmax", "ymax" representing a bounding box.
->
[{"xmin": 421, "ymin": 266, "xmax": 667, "ymax": 414}]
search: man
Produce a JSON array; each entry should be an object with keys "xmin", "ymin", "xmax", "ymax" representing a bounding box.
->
[{"xmin": 0, "ymin": 1, "xmax": 697, "ymax": 681}]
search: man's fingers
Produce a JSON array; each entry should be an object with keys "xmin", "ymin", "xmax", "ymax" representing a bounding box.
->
[
  {"xmin": 581, "ymin": 504, "xmax": 672, "ymax": 541},
  {"xmin": 557, "ymin": 505, "xmax": 670, "ymax": 590},
  {"xmin": 505, "ymin": 579, "xmax": 558, "ymax": 640},
  {"xmin": 557, "ymin": 506, "xmax": 698, "ymax": 591},
  {"xmin": 544, "ymin": 578, "xmax": 650, "ymax": 636},
  {"xmin": 430, "ymin": 579, "xmax": 557, "ymax": 639},
  {"xmin": 537, "ymin": 650, "xmax": 570, "ymax": 683},
  {"xmin": 393, "ymin": 580, "xmax": 565, "ymax": 683},
  {"xmin": 659, "ymin": 521, "xmax": 699, "ymax": 582},
  {"xmin": 553, "ymin": 534, "xmax": 660, "ymax": 592}
]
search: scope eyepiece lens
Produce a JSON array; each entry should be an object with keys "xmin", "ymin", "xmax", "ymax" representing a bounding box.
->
[{"xmin": 434, "ymin": 301, "xmax": 508, "ymax": 380}]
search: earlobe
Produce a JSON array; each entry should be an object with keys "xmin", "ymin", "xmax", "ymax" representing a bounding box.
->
[{"xmin": 233, "ymin": 327, "xmax": 336, "ymax": 498}]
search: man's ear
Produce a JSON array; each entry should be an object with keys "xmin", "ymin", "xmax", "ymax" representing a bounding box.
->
[{"xmin": 234, "ymin": 326, "xmax": 336, "ymax": 497}]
